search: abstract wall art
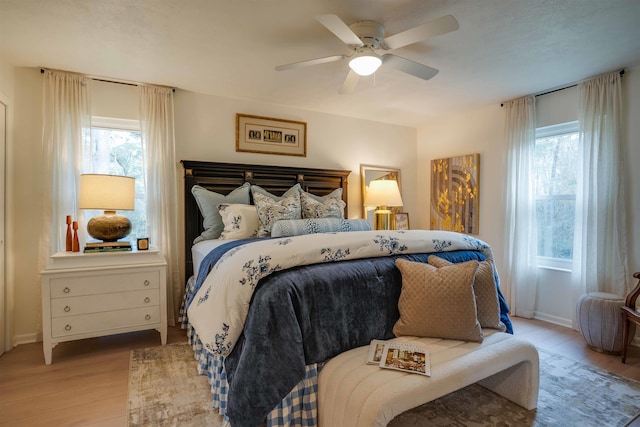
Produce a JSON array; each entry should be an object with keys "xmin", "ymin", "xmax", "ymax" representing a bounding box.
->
[{"xmin": 430, "ymin": 153, "xmax": 479, "ymax": 235}]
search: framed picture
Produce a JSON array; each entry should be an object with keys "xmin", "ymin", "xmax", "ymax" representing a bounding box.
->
[
  {"xmin": 236, "ymin": 113, "xmax": 307, "ymax": 157},
  {"xmin": 395, "ymin": 213, "xmax": 410, "ymax": 230},
  {"xmin": 430, "ymin": 153, "xmax": 480, "ymax": 234}
]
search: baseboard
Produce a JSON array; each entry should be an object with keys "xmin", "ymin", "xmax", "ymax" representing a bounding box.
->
[
  {"xmin": 533, "ymin": 312, "xmax": 572, "ymax": 329},
  {"xmin": 532, "ymin": 312, "xmax": 640, "ymax": 346},
  {"xmin": 12, "ymin": 332, "xmax": 39, "ymax": 347}
]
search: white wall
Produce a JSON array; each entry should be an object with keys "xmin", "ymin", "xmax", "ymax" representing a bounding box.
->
[
  {"xmin": 9, "ymin": 68, "xmax": 43, "ymax": 344},
  {"xmin": 416, "ymin": 103, "xmax": 509, "ymax": 300},
  {"xmin": 0, "ymin": 56, "xmax": 14, "ymax": 353},
  {"xmin": 6, "ymin": 67, "xmax": 418, "ymax": 343},
  {"xmin": 417, "ymin": 68, "xmax": 640, "ymax": 327}
]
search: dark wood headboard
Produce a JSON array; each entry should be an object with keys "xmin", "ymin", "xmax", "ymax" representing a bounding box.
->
[{"xmin": 180, "ymin": 160, "xmax": 351, "ymax": 281}]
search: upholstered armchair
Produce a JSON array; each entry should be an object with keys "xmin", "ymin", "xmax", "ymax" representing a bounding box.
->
[{"xmin": 621, "ymin": 272, "xmax": 640, "ymax": 363}]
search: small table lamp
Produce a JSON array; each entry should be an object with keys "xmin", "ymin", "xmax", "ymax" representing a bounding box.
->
[
  {"xmin": 79, "ymin": 174, "xmax": 135, "ymax": 242},
  {"xmin": 364, "ymin": 179, "xmax": 404, "ymax": 230}
]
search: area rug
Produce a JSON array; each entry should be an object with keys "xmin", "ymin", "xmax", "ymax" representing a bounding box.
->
[
  {"xmin": 128, "ymin": 343, "xmax": 640, "ymax": 426},
  {"xmin": 127, "ymin": 342, "xmax": 223, "ymax": 426}
]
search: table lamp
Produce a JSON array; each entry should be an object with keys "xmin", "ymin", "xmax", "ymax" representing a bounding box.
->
[
  {"xmin": 364, "ymin": 179, "xmax": 404, "ymax": 230},
  {"xmin": 79, "ymin": 174, "xmax": 135, "ymax": 242}
]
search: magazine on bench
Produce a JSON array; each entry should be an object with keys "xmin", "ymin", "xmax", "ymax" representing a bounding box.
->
[{"xmin": 367, "ymin": 339, "xmax": 431, "ymax": 376}]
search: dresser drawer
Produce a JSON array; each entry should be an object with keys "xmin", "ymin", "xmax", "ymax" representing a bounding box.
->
[
  {"xmin": 51, "ymin": 307, "xmax": 160, "ymax": 337},
  {"xmin": 50, "ymin": 270, "xmax": 159, "ymax": 298},
  {"xmin": 50, "ymin": 289, "xmax": 159, "ymax": 318}
]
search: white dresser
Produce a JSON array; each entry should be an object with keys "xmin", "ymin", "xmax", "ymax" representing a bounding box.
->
[{"xmin": 40, "ymin": 248, "xmax": 167, "ymax": 364}]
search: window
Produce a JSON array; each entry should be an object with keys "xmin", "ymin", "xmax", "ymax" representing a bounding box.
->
[
  {"xmin": 84, "ymin": 117, "xmax": 146, "ymax": 243},
  {"xmin": 534, "ymin": 121, "xmax": 579, "ymax": 269}
]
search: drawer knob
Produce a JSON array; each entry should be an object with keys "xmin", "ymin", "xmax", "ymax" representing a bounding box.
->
[
  {"xmin": 144, "ymin": 297, "xmax": 151, "ymax": 303},
  {"xmin": 64, "ymin": 306, "xmax": 71, "ymax": 312},
  {"xmin": 145, "ymin": 314, "xmax": 151, "ymax": 320},
  {"xmin": 65, "ymin": 324, "xmax": 72, "ymax": 331},
  {"xmin": 144, "ymin": 280, "xmax": 150, "ymax": 286},
  {"xmin": 63, "ymin": 287, "xmax": 71, "ymax": 294}
]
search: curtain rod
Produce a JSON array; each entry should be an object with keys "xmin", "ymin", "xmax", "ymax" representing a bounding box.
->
[
  {"xmin": 40, "ymin": 67, "xmax": 176, "ymax": 92},
  {"xmin": 500, "ymin": 69, "xmax": 625, "ymax": 107}
]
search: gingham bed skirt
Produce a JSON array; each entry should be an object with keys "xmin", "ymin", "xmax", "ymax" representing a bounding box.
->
[{"xmin": 179, "ymin": 277, "xmax": 324, "ymax": 427}]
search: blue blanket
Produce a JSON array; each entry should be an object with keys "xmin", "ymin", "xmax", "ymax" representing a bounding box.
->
[{"xmin": 187, "ymin": 242, "xmax": 511, "ymax": 427}]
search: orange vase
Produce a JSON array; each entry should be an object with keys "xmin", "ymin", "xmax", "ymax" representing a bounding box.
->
[
  {"xmin": 66, "ymin": 215, "xmax": 73, "ymax": 252},
  {"xmin": 72, "ymin": 221, "xmax": 80, "ymax": 252}
]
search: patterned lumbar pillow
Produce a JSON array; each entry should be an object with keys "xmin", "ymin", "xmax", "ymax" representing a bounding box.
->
[
  {"xmin": 428, "ymin": 255, "xmax": 502, "ymax": 329},
  {"xmin": 270, "ymin": 218, "xmax": 371, "ymax": 237},
  {"xmin": 191, "ymin": 182, "xmax": 251, "ymax": 243},
  {"xmin": 393, "ymin": 258, "xmax": 483, "ymax": 342},
  {"xmin": 300, "ymin": 191, "xmax": 346, "ymax": 219},
  {"xmin": 253, "ymin": 191, "xmax": 302, "ymax": 237},
  {"xmin": 218, "ymin": 204, "xmax": 260, "ymax": 240}
]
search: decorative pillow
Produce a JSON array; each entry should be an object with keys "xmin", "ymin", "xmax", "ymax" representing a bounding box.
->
[
  {"xmin": 191, "ymin": 183, "xmax": 251, "ymax": 243},
  {"xmin": 393, "ymin": 258, "xmax": 483, "ymax": 343},
  {"xmin": 300, "ymin": 187, "xmax": 342, "ymax": 203},
  {"xmin": 428, "ymin": 255, "xmax": 502, "ymax": 329},
  {"xmin": 250, "ymin": 183, "xmax": 302, "ymax": 201},
  {"xmin": 253, "ymin": 191, "xmax": 302, "ymax": 237},
  {"xmin": 218, "ymin": 204, "xmax": 260, "ymax": 240},
  {"xmin": 271, "ymin": 218, "xmax": 371, "ymax": 237},
  {"xmin": 300, "ymin": 191, "xmax": 346, "ymax": 219}
]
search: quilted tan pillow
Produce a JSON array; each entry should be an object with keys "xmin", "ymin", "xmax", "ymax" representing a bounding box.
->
[
  {"xmin": 393, "ymin": 259, "xmax": 483, "ymax": 342},
  {"xmin": 428, "ymin": 255, "xmax": 502, "ymax": 329}
]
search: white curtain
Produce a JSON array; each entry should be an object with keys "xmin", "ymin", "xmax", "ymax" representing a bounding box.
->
[
  {"xmin": 139, "ymin": 85, "xmax": 181, "ymax": 326},
  {"xmin": 39, "ymin": 70, "xmax": 91, "ymax": 270},
  {"xmin": 572, "ymin": 71, "xmax": 629, "ymax": 309},
  {"xmin": 503, "ymin": 96, "xmax": 538, "ymax": 318}
]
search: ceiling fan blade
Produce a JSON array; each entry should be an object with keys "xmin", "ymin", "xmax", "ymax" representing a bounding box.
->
[
  {"xmin": 315, "ymin": 14, "xmax": 363, "ymax": 47},
  {"xmin": 383, "ymin": 54, "xmax": 439, "ymax": 80},
  {"xmin": 383, "ymin": 15, "xmax": 459, "ymax": 50},
  {"xmin": 275, "ymin": 55, "xmax": 345, "ymax": 71},
  {"xmin": 339, "ymin": 70, "xmax": 360, "ymax": 94}
]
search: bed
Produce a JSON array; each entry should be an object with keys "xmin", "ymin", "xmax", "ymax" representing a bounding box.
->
[{"xmin": 178, "ymin": 160, "xmax": 513, "ymax": 427}]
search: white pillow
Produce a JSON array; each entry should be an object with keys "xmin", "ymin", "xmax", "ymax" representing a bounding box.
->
[{"xmin": 218, "ymin": 204, "xmax": 260, "ymax": 240}]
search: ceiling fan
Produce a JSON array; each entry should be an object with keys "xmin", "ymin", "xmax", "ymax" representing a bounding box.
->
[{"xmin": 275, "ymin": 14, "xmax": 459, "ymax": 94}]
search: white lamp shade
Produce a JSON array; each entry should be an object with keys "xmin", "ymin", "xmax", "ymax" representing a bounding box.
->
[
  {"xmin": 364, "ymin": 179, "xmax": 403, "ymax": 207},
  {"xmin": 79, "ymin": 174, "xmax": 135, "ymax": 211},
  {"xmin": 349, "ymin": 54, "xmax": 382, "ymax": 76}
]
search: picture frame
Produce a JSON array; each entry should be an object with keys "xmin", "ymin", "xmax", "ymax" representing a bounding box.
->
[
  {"xmin": 395, "ymin": 213, "xmax": 410, "ymax": 230},
  {"xmin": 236, "ymin": 113, "xmax": 307, "ymax": 157},
  {"xmin": 137, "ymin": 237, "xmax": 149, "ymax": 251}
]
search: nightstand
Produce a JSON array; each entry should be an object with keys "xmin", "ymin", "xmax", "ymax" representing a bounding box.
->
[{"xmin": 40, "ymin": 248, "xmax": 167, "ymax": 364}]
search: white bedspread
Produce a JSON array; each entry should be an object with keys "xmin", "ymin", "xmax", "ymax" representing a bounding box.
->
[
  {"xmin": 187, "ymin": 229, "xmax": 494, "ymax": 357},
  {"xmin": 191, "ymin": 239, "xmax": 235, "ymax": 281}
]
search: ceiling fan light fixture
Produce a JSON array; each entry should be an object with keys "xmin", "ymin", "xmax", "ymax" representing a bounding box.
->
[{"xmin": 349, "ymin": 52, "xmax": 382, "ymax": 76}]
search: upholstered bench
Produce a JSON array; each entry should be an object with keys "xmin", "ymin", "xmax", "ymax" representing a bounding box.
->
[{"xmin": 318, "ymin": 330, "xmax": 539, "ymax": 427}]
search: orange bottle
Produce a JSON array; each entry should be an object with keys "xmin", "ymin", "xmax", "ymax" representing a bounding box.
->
[{"xmin": 72, "ymin": 221, "xmax": 80, "ymax": 252}]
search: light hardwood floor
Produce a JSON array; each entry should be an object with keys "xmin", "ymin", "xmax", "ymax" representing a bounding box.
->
[{"xmin": 0, "ymin": 318, "xmax": 639, "ymax": 427}]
